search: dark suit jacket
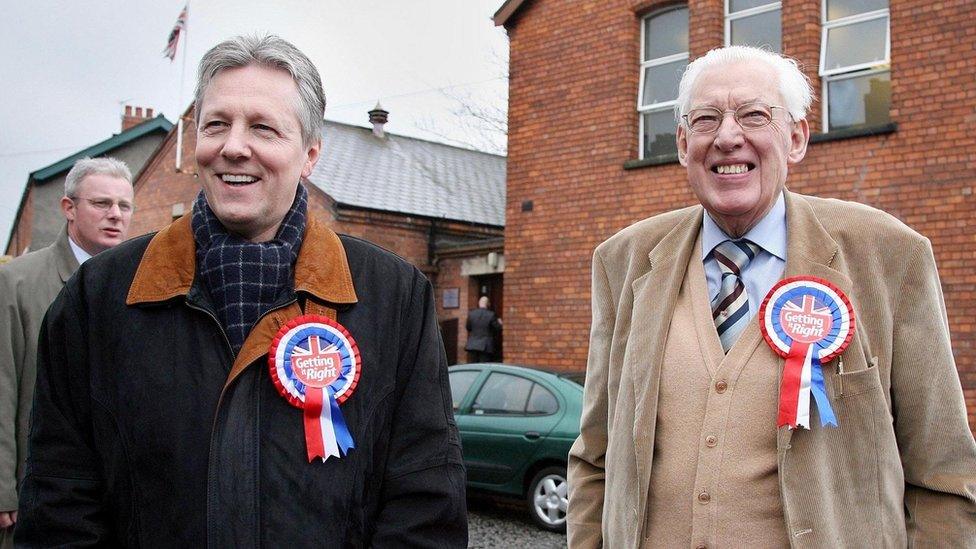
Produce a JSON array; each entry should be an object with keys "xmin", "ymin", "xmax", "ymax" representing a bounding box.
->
[{"xmin": 465, "ymin": 308, "xmax": 500, "ymax": 353}]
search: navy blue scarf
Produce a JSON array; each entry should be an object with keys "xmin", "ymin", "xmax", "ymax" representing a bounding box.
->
[{"xmin": 191, "ymin": 185, "xmax": 308, "ymax": 355}]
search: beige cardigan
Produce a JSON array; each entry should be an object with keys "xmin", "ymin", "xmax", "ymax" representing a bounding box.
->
[{"xmin": 567, "ymin": 191, "xmax": 976, "ymax": 548}]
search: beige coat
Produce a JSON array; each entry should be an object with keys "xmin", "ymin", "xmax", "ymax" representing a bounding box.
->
[
  {"xmin": 0, "ymin": 228, "xmax": 78, "ymax": 512},
  {"xmin": 567, "ymin": 191, "xmax": 976, "ymax": 548}
]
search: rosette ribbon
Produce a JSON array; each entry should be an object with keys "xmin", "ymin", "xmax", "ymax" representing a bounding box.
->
[
  {"xmin": 269, "ymin": 315, "xmax": 362, "ymax": 462},
  {"xmin": 301, "ymin": 375, "xmax": 356, "ymax": 461},
  {"xmin": 760, "ymin": 277, "xmax": 855, "ymax": 430}
]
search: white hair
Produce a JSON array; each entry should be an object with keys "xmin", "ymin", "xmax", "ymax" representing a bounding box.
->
[
  {"xmin": 64, "ymin": 157, "xmax": 132, "ymax": 198},
  {"xmin": 675, "ymin": 45, "xmax": 813, "ymax": 121}
]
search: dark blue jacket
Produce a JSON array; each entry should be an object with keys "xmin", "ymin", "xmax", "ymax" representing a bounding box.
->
[
  {"xmin": 464, "ymin": 309, "xmax": 500, "ymax": 354},
  {"xmin": 16, "ymin": 215, "xmax": 467, "ymax": 547}
]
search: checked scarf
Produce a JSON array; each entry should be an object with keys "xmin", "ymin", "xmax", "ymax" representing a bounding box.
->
[{"xmin": 192, "ymin": 184, "xmax": 308, "ymax": 355}]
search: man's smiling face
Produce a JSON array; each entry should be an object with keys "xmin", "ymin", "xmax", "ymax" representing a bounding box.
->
[
  {"xmin": 195, "ymin": 63, "xmax": 320, "ymax": 242},
  {"xmin": 677, "ymin": 60, "xmax": 808, "ymax": 237}
]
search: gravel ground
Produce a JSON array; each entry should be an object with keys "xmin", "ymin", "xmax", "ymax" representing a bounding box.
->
[{"xmin": 467, "ymin": 495, "xmax": 567, "ymax": 549}]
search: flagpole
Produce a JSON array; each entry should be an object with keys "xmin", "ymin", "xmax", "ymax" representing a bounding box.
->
[{"xmin": 175, "ymin": 2, "xmax": 190, "ymax": 171}]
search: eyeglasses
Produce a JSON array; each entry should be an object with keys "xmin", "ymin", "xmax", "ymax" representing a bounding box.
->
[
  {"xmin": 70, "ymin": 196, "xmax": 134, "ymax": 214},
  {"xmin": 682, "ymin": 102, "xmax": 791, "ymax": 134}
]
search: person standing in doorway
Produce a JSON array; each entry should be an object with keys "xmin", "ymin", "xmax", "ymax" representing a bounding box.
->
[{"xmin": 465, "ymin": 296, "xmax": 502, "ymax": 363}]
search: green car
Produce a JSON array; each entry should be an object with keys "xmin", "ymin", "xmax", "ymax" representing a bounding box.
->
[{"xmin": 448, "ymin": 363, "xmax": 584, "ymax": 532}]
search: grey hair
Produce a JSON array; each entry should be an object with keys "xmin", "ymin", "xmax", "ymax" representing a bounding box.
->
[
  {"xmin": 64, "ymin": 157, "xmax": 132, "ymax": 198},
  {"xmin": 675, "ymin": 45, "xmax": 813, "ymax": 122},
  {"xmin": 194, "ymin": 34, "xmax": 325, "ymax": 145}
]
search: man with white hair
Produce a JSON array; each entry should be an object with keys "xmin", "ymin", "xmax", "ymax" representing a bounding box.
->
[
  {"xmin": 16, "ymin": 35, "xmax": 466, "ymax": 546},
  {"xmin": 568, "ymin": 46, "xmax": 976, "ymax": 547},
  {"xmin": 0, "ymin": 156, "xmax": 133, "ymax": 545}
]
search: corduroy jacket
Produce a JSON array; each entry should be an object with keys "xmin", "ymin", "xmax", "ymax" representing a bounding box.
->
[
  {"xmin": 567, "ymin": 191, "xmax": 976, "ymax": 548},
  {"xmin": 16, "ymin": 214, "xmax": 467, "ymax": 547}
]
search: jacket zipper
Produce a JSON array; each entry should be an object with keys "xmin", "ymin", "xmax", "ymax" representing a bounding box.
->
[
  {"xmin": 184, "ymin": 300, "xmax": 235, "ymax": 361},
  {"xmin": 192, "ymin": 297, "xmax": 298, "ymax": 544},
  {"xmin": 183, "ymin": 299, "xmax": 235, "ymax": 548}
]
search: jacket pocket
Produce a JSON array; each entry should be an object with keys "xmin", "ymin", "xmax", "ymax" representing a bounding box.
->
[{"xmin": 833, "ymin": 357, "xmax": 881, "ymax": 398}]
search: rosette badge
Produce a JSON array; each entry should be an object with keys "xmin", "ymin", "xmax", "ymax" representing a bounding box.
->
[
  {"xmin": 759, "ymin": 276, "xmax": 856, "ymax": 430},
  {"xmin": 269, "ymin": 315, "xmax": 361, "ymax": 462}
]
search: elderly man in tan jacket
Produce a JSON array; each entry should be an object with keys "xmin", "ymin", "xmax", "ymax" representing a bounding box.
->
[
  {"xmin": 567, "ymin": 46, "xmax": 976, "ymax": 548},
  {"xmin": 0, "ymin": 157, "xmax": 133, "ymax": 544}
]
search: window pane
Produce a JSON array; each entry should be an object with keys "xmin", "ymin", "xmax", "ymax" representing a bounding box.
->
[
  {"xmin": 826, "ymin": 0, "xmax": 888, "ymax": 21},
  {"xmin": 642, "ymin": 60, "xmax": 686, "ymax": 106},
  {"xmin": 449, "ymin": 371, "xmax": 480, "ymax": 410},
  {"xmin": 642, "ymin": 110, "xmax": 678, "ymax": 158},
  {"xmin": 730, "ymin": 10, "xmax": 781, "ymax": 52},
  {"xmin": 824, "ymin": 17, "xmax": 887, "ymax": 71},
  {"xmin": 828, "ymin": 71, "xmax": 891, "ymax": 131},
  {"xmin": 644, "ymin": 7, "xmax": 688, "ymax": 60},
  {"xmin": 472, "ymin": 373, "xmax": 533, "ymax": 414},
  {"xmin": 729, "ymin": 0, "xmax": 777, "ymax": 13},
  {"xmin": 526, "ymin": 384, "xmax": 558, "ymax": 415}
]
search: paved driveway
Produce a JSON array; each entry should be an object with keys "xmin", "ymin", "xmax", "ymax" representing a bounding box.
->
[{"xmin": 467, "ymin": 495, "xmax": 567, "ymax": 549}]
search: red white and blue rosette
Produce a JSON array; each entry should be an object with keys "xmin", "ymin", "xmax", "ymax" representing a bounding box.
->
[
  {"xmin": 759, "ymin": 276, "xmax": 855, "ymax": 430},
  {"xmin": 268, "ymin": 314, "xmax": 360, "ymax": 462}
]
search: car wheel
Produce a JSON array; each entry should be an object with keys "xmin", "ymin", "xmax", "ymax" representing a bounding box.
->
[{"xmin": 526, "ymin": 465, "xmax": 568, "ymax": 532}]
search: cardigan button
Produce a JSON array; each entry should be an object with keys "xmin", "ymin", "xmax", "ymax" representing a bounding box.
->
[
  {"xmin": 715, "ymin": 380, "xmax": 728, "ymax": 393},
  {"xmin": 705, "ymin": 435, "xmax": 718, "ymax": 447},
  {"xmin": 698, "ymin": 491, "xmax": 711, "ymax": 503}
]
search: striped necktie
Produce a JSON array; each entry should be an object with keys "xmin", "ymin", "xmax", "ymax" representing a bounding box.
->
[{"xmin": 711, "ymin": 239, "xmax": 761, "ymax": 352}]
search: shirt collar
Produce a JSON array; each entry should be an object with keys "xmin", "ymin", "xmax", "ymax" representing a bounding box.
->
[
  {"xmin": 67, "ymin": 236, "xmax": 93, "ymax": 265},
  {"xmin": 701, "ymin": 191, "xmax": 787, "ymax": 261}
]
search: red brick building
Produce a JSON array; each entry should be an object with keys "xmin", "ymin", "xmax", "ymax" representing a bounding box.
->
[
  {"xmin": 495, "ymin": 0, "xmax": 976, "ymax": 428},
  {"xmin": 130, "ymin": 107, "xmax": 506, "ymax": 364}
]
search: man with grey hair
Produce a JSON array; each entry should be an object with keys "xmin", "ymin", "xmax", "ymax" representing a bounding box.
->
[
  {"xmin": 568, "ymin": 45, "xmax": 975, "ymax": 547},
  {"xmin": 0, "ymin": 156, "xmax": 133, "ymax": 545},
  {"xmin": 16, "ymin": 34, "xmax": 466, "ymax": 546}
]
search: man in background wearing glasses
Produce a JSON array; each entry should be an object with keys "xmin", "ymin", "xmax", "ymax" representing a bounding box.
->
[
  {"xmin": 0, "ymin": 156, "xmax": 133, "ymax": 545},
  {"xmin": 568, "ymin": 46, "xmax": 975, "ymax": 547}
]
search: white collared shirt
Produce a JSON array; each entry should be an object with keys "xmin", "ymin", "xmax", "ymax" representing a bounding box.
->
[
  {"xmin": 68, "ymin": 236, "xmax": 93, "ymax": 266},
  {"xmin": 702, "ymin": 192, "xmax": 787, "ymax": 319}
]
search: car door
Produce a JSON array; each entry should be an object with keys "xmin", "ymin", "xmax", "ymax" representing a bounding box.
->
[{"xmin": 455, "ymin": 371, "xmax": 563, "ymax": 489}]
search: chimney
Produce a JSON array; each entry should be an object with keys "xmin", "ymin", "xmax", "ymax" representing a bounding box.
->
[
  {"xmin": 122, "ymin": 105, "xmax": 155, "ymax": 131},
  {"xmin": 368, "ymin": 102, "xmax": 389, "ymax": 138}
]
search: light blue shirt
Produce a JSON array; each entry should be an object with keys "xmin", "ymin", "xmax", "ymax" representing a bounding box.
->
[{"xmin": 702, "ymin": 192, "xmax": 787, "ymax": 320}]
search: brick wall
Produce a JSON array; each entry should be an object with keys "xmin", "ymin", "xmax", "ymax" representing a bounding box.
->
[
  {"xmin": 129, "ymin": 110, "xmax": 200, "ymax": 238},
  {"xmin": 503, "ymin": 0, "xmax": 976, "ymax": 429},
  {"xmin": 434, "ymin": 257, "xmax": 471, "ymax": 361}
]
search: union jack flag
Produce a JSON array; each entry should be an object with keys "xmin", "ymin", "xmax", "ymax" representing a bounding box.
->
[
  {"xmin": 163, "ymin": 4, "xmax": 188, "ymax": 61},
  {"xmin": 784, "ymin": 295, "xmax": 831, "ymax": 320}
]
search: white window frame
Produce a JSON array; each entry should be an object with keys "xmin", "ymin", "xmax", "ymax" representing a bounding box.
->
[
  {"xmin": 637, "ymin": 7, "xmax": 688, "ymax": 160},
  {"xmin": 724, "ymin": 0, "xmax": 781, "ymax": 48},
  {"xmin": 819, "ymin": 0, "xmax": 890, "ymax": 131},
  {"xmin": 819, "ymin": 3, "xmax": 889, "ymax": 76},
  {"xmin": 821, "ymin": 66, "xmax": 891, "ymax": 132}
]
